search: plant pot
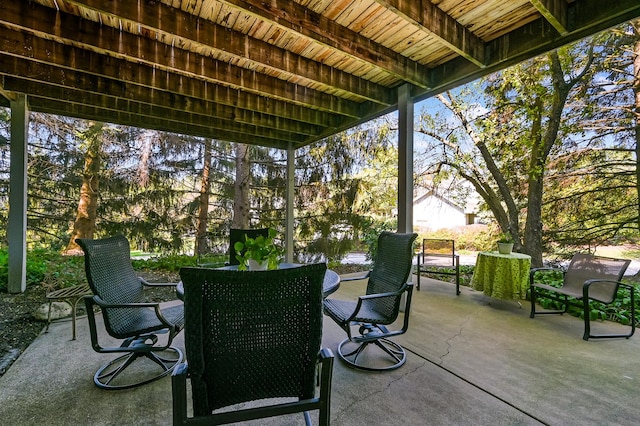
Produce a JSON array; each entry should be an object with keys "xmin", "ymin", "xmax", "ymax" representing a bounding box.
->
[
  {"xmin": 497, "ymin": 242, "xmax": 514, "ymax": 255},
  {"xmin": 247, "ymin": 259, "xmax": 269, "ymax": 271}
]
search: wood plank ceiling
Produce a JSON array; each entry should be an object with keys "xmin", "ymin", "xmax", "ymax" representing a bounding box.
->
[{"xmin": 1, "ymin": 0, "xmax": 639, "ymax": 150}]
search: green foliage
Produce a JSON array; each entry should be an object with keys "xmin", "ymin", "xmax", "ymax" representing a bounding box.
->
[
  {"xmin": 130, "ymin": 254, "xmax": 198, "ymax": 272},
  {"xmin": 497, "ymin": 231, "xmax": 513, "ymax": 243},
  {"xmin": 233, "ymin": 228, "xmax": 283, "ymax": 270},
  {"xmin": 0, "ymin": 250, "xmax": 6, "ymax": 287},
  {"xmin": 414, "ymin": 27, "xmax": 640, "ymax": 262},
  {"xmin": 419, "ymin": 265, "xmax": 475, "ymax": 287},
  {"xmin": 418, "ymin": 226, "xmax": 495, "ymax": 252},
  {"xmin": 303, "ymin": 237, "xmax": 355, "ymax": 263},
  {"xmin": 0, "ymin": 248, "xmax": 85, "ymax": 292},
  {"xmin": 0, "ymin": 247, "xmax": 202, "ymax": 292},
  {"xmin": 360, "ymin": 217, "xmax": 396, "ymax": 262},
  {"xmin": 294, "ymin": 124, "xmax": 398, "ymax": 263}
]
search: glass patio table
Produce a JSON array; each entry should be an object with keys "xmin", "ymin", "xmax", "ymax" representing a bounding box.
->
[
  {"xmin": 471, "ymin": 251, "xmax": 532, "ymax": 300},
  {"xmin": 176, "ymin": 263, "xmax": 340, "ymax": 300}
]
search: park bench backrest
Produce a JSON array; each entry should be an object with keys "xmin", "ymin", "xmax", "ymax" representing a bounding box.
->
[{"xmin": 565, "ymin": 254, "xmax": 630, "ymax": 303}]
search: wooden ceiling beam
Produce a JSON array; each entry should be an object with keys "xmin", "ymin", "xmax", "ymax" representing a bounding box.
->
[
  {"xmin": 2, "ymin": 77, "xmax": 312, "ymax": 144},
  {"xmin": 0, "ymin": 53, "xmax": 342, "ymax": 132},
  {"xmin": 52, "ymin": 0, "xmax": 397, "ymax": 103},
  {"xmin": 0, "ymin": 5, "xmax": 365, "ymax": 118},
  {"xmin": 30, "ymin": 96, "xmax": 294, "ymax": 149},
  {"xmin": 0, "ymin": 34, "xmax": 345, "ymax": 128},
  {"xmin": 529, "ymin": 0, "xmax": 568, "ymax": 35},
  {"xmin": 1, "ymin": 0, "xmax": 635, "ymax": 148},
  {"xmin": 379, "ymin": 0, "xmax": 485, "ymax": 67},
  {"xmin": 200, "ymin": 0, "xmax": 430, "ymax": 88},
  {"xmin": 0, "ymin": 81, "xmax": 18, "ymax": 104}
]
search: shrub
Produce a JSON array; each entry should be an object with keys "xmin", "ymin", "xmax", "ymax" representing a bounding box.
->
[
  {"xmin": 0, "ymin": 248, "xmax": 201, "ymax": 292},
  {"xmin": 418, "ymin": 225, "xmax": 494, "ymax": 252},
  {"xmin": 130, "ymin": 254, "xmax": 199, "ymax": 272},
  {"xmin": 360, "ymin": 218, "xmax": 396, "ymax": 261},
  {"xmin": 0, "ymin": 248, "xmax": 85, "ymax": 292}
]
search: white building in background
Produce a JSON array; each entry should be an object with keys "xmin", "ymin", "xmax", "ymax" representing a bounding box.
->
[{"xmin": 413, "ymin": 191, "xmax": 478, "ymax": 231}]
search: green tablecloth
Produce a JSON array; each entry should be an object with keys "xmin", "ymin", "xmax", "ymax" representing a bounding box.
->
[{"xmin": 471, "ymin": 251, "xmax": 532, "ymax": 300}]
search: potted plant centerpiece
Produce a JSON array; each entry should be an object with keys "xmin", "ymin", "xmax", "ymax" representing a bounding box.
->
[
  {"xmin": 234, "ymin": 228, "xmax": 283, "ymax": 270},
  {"xmin": 497, "ymin": 231, "xmax": 514, "ymax": 255}
]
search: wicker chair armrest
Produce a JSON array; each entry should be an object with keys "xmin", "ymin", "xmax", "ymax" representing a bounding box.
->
[
  {"xmin": 91, "ymin": 295, "xmax": 178, "ymax": 329},
  {"xmin": 317, "ymin": 347, "xmax": 334, "ymax": 402},
  {"xmin": 90, "ymin": 295, "xmax": 160, "ymax": 309},
  {"xmin": 358, "ymin": 284, "xmax": 407, "ymax": 301},
  {"xmin": 140, "ymin": 277, "xmax": 179, "ymax": 287},
  {"xmin": 343, "ymin": 283, "xmax": 409, "ymax": 322},
  {"xmin": 340, "ymin": 271, "xmax": 371, "ymax": 283},
  {"xmin": 319, "ymin": 347, "xmax": 334, "ymax": 361}
]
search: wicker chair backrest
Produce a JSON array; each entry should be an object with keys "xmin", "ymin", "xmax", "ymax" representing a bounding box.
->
[
  {"xmin": 76, "ymin": 235, "xmax": 147, "ymax": 337},
  {"xmin": 179, "ymin": 263, "xmax": 326, "ymax": 416},
  {"xmin": 367, "ymin": 232, "xmax": 418, "ymax": 321},
  {"xmin": 564, "ymin": 253, "xmax": 630, "ymax": 303}
]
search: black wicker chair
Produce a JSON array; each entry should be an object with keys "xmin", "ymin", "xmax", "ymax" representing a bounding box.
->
[
  {"xmin": 324, "ymin": 231, "xmax": 418, "ymax": 371},
  {"xmin": 76, "ymin": 235, "xmax": 184, "ymax": 390},
  {"xmin": 174, "ymin": 263, "xmax": 333, "ymax": 425},
  {"xmin": 530, "ymin": 253, "xmax": 633, "ymax": 340}
]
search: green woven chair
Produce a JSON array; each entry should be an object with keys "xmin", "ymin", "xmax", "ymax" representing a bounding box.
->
[
  {"xmin": 174, "ymin": 263, "xmax": 333, "ymax": 425},
  {"xmin": 324, "ymin": 231, "xmax": 418, "ymax": 371},
  {"xmin": 77, "ymin": 235, "xmax": 184, "ymax": 390}
]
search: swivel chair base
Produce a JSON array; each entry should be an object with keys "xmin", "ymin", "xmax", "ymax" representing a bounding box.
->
[
  {"xmin": 94, "ymin": 345, "xmax": 183, "ymax": 390},
  {"xmin": 337, "ymin": 324, "xmax": 407, "ymax": 371}
]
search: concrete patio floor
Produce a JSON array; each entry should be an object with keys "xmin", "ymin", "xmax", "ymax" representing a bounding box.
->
[{"xmin": 1, "ymin": 273, "xmax": 639, "ymax": 425}]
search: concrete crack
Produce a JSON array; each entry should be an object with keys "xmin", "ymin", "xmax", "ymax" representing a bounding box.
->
[
  {"xmin": 333, "ymin": 362, "xmax": 423, "ymax": 422},
  {"xmin": 438, "ymin": 312, "xmax": 475, "ymax": 365}
]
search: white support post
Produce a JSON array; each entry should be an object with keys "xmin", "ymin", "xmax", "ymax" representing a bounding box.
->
[
  {"xmin": 8, "ymin": 94, "xmax": 29, "ymax": 294},
  {"xmin": 397, "ymin": 84, "xmax": 414, "ymax": 234},
  {"xmin": 285, "ymin": 143, "xmax": 295, "ymax": 263}
]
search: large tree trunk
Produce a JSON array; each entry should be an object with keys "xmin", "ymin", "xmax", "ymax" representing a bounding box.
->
[
  {"xmin": 523, "ymin": 97, "xmax": 546, "ymax": 267},
  {"xmin": 232, "ymin": 143, "xmax": 251, "ymax": 228},
  {"xmin": 523, "ymin": 52, "xmax": 572, "ymax": 267},
  {"xmin": 195, "ymin": 138, "xmax": 212, "ymax": 255},
  {"xmin": 64, "ymin": 123, "xmax": 103, "ymax": 254},
  {"xmin": 136, "ymin": 130, "xmax": 154, "ymax": 188}
]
